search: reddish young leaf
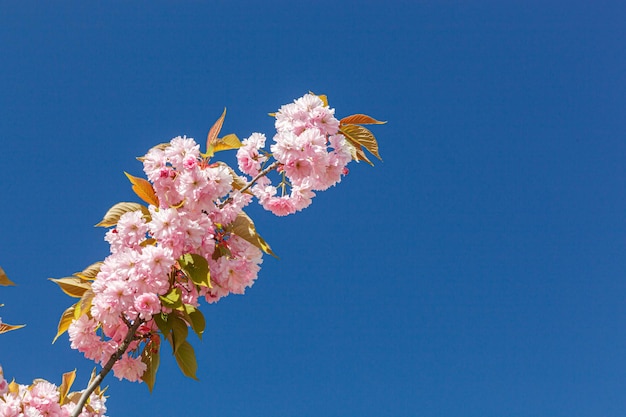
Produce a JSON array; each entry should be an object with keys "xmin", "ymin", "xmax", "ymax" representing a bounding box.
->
[
  {"xmin": 205, "ymin": 108, "xmax": 227, "ymax": 156},
  {"xmin": 124, "ymin": 172, "xmax": 159, "ymax": 207},
  {"xmin": 340, "ymin": 113, "xmax": 387, "ymax": 125},
  {"xmin": 0, "ymin": 266, "xmax": 15, "ymax": 286},
  {"xmin": 340, "ymin": 124, "xmax": 382, "ymax": 163}
]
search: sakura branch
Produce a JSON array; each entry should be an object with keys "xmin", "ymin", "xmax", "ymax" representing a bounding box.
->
[{"xmin": 0, "ymin": 93, "xmax": 384, "ymax": 416}]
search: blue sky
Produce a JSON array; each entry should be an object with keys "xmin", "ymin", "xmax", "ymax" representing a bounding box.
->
[{"xmin": 1, "ymin": 2, "xmax": 626, "ymax": 416}]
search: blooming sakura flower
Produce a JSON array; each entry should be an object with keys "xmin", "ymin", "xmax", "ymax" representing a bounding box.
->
[
  {"xmin": 261, "ymin": 195, "xmax": 297, "ymax": 217},
  {"xmin": 27, "ymin": 380, "xmax": 61, "ymax": 414},
  {"xmin": 112, "ymin": 355, "xmax": 146, "ymax": 382},
  {"xmin": 68, "ymin": 315, "xmax": 102, "ymax": 354},
  {"xmin": 237, "ymin": 132, "xmax": 268, "ymax": 176},
  {"xmin": 0, "ymin": 368, "xmax": 107, "ymax": 417},
  {"xmin": 176, "ymin": 165, "xmax": 210, "ymax": 206},
  {"xmin": 134, "ymin": 292, "xmax": 161, "ymax": 320},
  {"xmin": 275, "ymin": 94, "xmax": 328, "ymax": 135},
  {"xmin": 241, "ymin": 93, "xmax": 352, "ymax": 216},
  {"xmin": 205, "ymin": 163, "xmax": 233, "ymax": 200},
  {"xmin": 137, "ymin": 245, "xmax": 175, "ymax": 293},
  {"xmin": 164, "ymin": 136, "xmax": 200, "ymax": 170},
  {"xmin": 149, "ymin": 207, "xmax": 183, "ymax": 248}
]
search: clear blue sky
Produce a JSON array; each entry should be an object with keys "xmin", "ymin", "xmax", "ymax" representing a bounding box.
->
[{"xmin": 2, "ymin": 2, "xmax": 626, "ymax": 416}]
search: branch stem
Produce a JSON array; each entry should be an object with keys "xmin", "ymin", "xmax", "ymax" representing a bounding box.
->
[
  {"xmin": 71, "ymin": 318, "xmax": 144, "ymax": 417},
  {"xmin": 220, "ymin": 161, "xmax": 279, "ymax": 208}
]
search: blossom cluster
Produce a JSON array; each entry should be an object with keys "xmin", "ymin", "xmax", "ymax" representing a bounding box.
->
[
  {"xmin": 62, "ymin": 93, "xmax": 377, "ymax": 385},
  {"xmin": 238, "ymin": 94, "xmax": 353, "ymax": 216},
  {"xmin": 67, "ymin": 137, "xmax": 263, "ymax": 382},
  {"xmin": 0, "ymin": 366, "xmax": 107, "ymax": 417}
]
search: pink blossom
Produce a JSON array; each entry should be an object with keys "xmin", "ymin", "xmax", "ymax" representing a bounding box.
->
[
  {"xmin": 0, "ymin": 369, "xmax": 108, "ymax": 417},
  {"xmin": 27, "ymin": 380, "xmax": 61, "ymax": 413},
  {"xmin": 68, "ymin": 315, "xmax": 101, "ymax": 352},
  {"xmin": 237, "ymin": 133, "xmax": 268, "ymax": 176},
  {"xmin": 205, "ymin": 164, "xmax": 233, "ymax": 200},
  {"xmin": 176, "ymin": 165, "xmax": 209, "ymax": 205},
  {"xmin": 108, "ymin": 211, "xmax": 148, "ymax": 251},
  {"xmin": 142, "ymin": 146, "xmax": 167, "ymax": 182},
  {"xmin": 152, "ymin": 169, "xmax": 181, "ymax": 208},
  {"xmin": 262, "ymin": 195, "xmax": 297, "ymax": 216},
  {"xmin": 134, "ymin": 292, "xmax": 161, "ymax": 320},
  {"xmin": 164, "ymin": 136, "xmax": 200, "ymax": 170},
  {"xmin": 137, "ymin": 245, "xmax": 175, "ymax": 293},
  {"xmin": 148, "ymin": 207, "xmax": 184, "ymax": 254},
  {"xmin": 309, "ymin": 105, "xmax": 340, "ymax": 135},
  {"xmin": 112, "ymin": 355, "xmax": 146, "ymax": 382},
  {"xmin": 210, "ymin": 192, "xmax": 252, "ymax": 225}
]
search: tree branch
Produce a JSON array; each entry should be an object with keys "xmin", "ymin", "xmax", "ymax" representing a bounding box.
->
[
  {"xmin": 71, "ymin": 318, "xmax": 144, "ymax": 417},
  {"xmin": 220, "ymin": 161, "xmax": 280, "ymax": 208}
]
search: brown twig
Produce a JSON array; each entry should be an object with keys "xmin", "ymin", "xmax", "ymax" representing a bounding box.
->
[
  {"xmin": 71, "ymin": 318, "xmax": 144, "ymax": 417},
  {"xmin": 220, "ymin": 161, "xmax": 280, "ymax": 208}
]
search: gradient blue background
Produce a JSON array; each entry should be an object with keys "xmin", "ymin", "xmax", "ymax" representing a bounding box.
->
[{"xmin": 1, "ymin": 2, "xmax": 626, "ymax": 416}]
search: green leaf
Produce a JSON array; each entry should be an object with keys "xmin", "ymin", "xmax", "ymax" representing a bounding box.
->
[
  {"xmin": 159, "ymin": 288, "xmax": 183, "ymax": 309},
  {"xmin": 184, "ymin": 304, "xmax": 205, "ymax": 340},
  {"xmin": 174, "ymin": 340, "xmax": 198, "ymax": 380},
  {"xmin": 0, "ymin": 322, "xmax": 25, "ymax": 334},
  {"xmin": 340, "ymin": 113, "xmax": 387, "ymax": 125},
  {"xmin": 178, "ymin": 253, "xmax": 211, "ymax": 288},
  {"xmin": 227, "ymin": 211, "xmax": 277, "ymax": 258},
  {"xmin": 53, "ymin": 304, "xmax": 77, "ymax": 343},
  {"xmin": 95, "ymin": 202, "xmax": 150, "ymax": 228},
  {"xmin": 170, "ymin": 314, "xmax": 189, "ymax": 354},
  {"xmin": 0, "ymin": 266, "xmax": 15, "ymax": 286},
  {"xmin": 339, "ymin": 124, "xmax": 382, "ymax": 164},
  {"xmin": 141, "ymin": 341, "xmax": 160, "ymax": 393},
  {"xmin": 124, "ymin": 172, "xmax": 159, "ymax": 207},
  {"xmin": 153, "ymin": 313, "xmax": 171, "ymax": 335},
  {"xmin": 59, "ymin": 369, "xmax": 76, "ymax": 405},
  {"xmin": 49, "ymin": 277, "xmax": 92, "ymax": 298}
]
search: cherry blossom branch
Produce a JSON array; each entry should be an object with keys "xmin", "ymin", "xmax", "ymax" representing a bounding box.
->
[
  {"xmin": 240, "ymin": 160, "xmax": 280, "ymax": 195},
  {"xmin": 71, "ymin": 318, "xmax": 144, "ymax": 417},
  {"xmin": 220, "ymin": 161, "xmax": 280, "ymax": 208}
]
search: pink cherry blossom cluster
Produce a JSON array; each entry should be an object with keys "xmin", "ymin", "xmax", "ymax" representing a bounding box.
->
[
  {"xmin": 0, "ymin": 366, "xmax": 107, "ymax": 417},
  {"xmin": 237, "ymin": 93, "xmax": 353, "ymax": 216},
  {"xmin": 68, "ymin": 136, "xmax": 263, "ymax": 382},
  {"xmin": 65, "ymin": 94, "xmax": 366, "ymax": 385}
]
